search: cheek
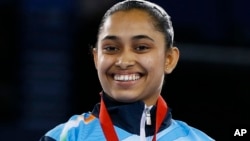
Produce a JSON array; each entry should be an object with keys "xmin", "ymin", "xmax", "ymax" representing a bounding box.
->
[
  {"xmin": 140, "ymin": 55, "xmax": 165, "ymax": 72},
  {"xmin": 96, "ymin": 55, "xmax": 113, "ymax": 72}
]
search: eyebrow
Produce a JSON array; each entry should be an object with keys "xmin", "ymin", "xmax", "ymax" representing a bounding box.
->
[
  {"xmin": 101, "ymin": 35, "xmax": 155, "ymax": 42},
  {"xmin": 132, "ymin": 35, "xmax": 155, "ymax": 42},
  {"xmin": 101, "ymin": 35, "xmax": 119, "ymax": 41}
]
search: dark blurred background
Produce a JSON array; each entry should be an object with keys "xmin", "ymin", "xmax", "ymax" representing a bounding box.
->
[{"xmin": 0, "ymin": 0, "xmax": 249, "ymax": 140}]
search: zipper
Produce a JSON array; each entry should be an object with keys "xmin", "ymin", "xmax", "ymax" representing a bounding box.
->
[
  {"xmin": 140, "ymin": 106, "xmax": 152, "ymax": 141},
  {"xmin": 145, "ymin": 107, "xmax": 151, "ymax": 125}
]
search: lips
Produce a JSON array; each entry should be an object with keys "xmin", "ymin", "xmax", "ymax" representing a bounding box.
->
[{"xmin": 114, "ymin": 73, "xmax": 141, "ymax": 81}]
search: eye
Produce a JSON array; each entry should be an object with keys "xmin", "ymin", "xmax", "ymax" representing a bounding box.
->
[
  {"xmin": 134, "ymin": 45, "xmax": 149, "ymax": 52},
  {"xmin": 103, "ymin": 46, "xmax": 119, "ymax": 53}
]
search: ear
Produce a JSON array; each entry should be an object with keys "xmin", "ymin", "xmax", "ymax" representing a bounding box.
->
[
  {"xmin": 92, "ymin": 48, "xmax": 98, "ymax": 69},
  {"xmin": 164, "ymin": 46, "xmax": 179, "ymax": 74}
]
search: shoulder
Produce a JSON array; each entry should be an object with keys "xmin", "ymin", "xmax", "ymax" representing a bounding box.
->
[
  {"xmin": 40, "ymin": 113, "xmax": 98, "ymax": 141},
  {"xmin": 158, "ymin": 119, "xmax": 215, "ymax": 141}
]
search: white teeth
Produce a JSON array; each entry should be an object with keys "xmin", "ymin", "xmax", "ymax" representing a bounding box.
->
[{"xmin": 114, "ymin": 74, "xmax": 140, "ymax": 81}]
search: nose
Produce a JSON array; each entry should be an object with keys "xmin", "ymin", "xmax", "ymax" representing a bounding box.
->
[{"xmin": 115, "ymin": 50, "xmax": 135, "ymax": 69}]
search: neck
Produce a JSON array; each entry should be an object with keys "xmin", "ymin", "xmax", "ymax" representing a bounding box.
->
[
  {"xmin": 143, "ymin": 94, "xmax": 161, "ymax": 107},
  {"xmin": 103, "ymin": 91, "xmax": 161, "ymax": 107}
]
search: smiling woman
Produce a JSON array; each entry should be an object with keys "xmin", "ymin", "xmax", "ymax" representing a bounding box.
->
[
  {"xmin": 93, "ymin": 8, "xmax": 178, "ymax": 106},
  {"xmin": 40, "ymin": 0, "xmax": 214, "ymax": 141}
]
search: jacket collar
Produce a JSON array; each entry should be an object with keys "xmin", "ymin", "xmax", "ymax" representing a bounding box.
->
[{"xmin": 92, "ymin": 92, "xmax": 172, "ymax": 136}]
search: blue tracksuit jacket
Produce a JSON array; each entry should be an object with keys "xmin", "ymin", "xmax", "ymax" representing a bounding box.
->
[{"xmin": 40, "ymin": 94, "xmax": 215, "ymax": 141}]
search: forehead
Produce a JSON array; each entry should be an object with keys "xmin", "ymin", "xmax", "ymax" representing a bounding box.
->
[
  {"xmin": 99, "ymin": 9, "xmax": 161, "ymax": 39},
  {"xmin": 97, "ymin": 9, "xmax": 166, "ymax": 50},
  {"xmin": 106, "ymin": 10, "xmax": 151, "ymax": 28},
  {"xmin": 110, "ymin": 9, "xmax": 151, "ymax": 22}
]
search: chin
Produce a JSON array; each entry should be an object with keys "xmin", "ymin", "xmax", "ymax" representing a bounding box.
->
[{"xmin": 112, "ymin": 94, "xmax": 140, "ymax": 103}]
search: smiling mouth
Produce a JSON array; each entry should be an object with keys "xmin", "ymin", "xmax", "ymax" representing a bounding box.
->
[{"xmin": 113, "ymin": 73, "xmax": 141, "ymax": 81}]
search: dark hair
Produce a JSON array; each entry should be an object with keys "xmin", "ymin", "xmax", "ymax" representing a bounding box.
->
[{"xmin": 97, "ymin": 0, "xmax": 174, "ymax": 48}]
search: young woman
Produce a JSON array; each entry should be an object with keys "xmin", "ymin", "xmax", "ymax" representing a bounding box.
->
[{"xmin": 40, "ymin": 0, "xmax": 214, "ymax": 140}]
